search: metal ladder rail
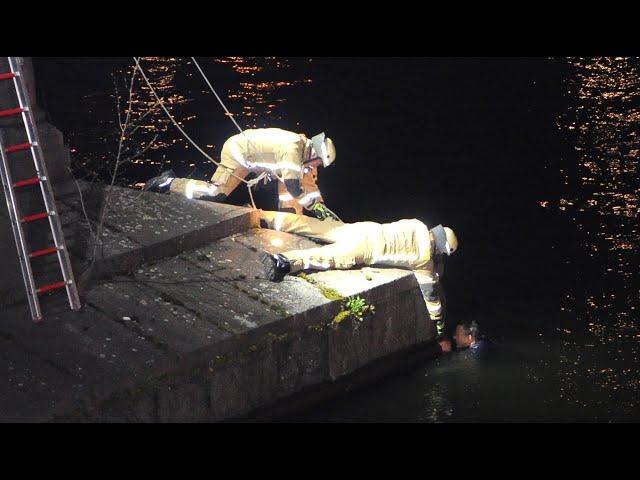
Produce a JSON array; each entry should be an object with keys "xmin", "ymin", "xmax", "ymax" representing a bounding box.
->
[
  {"xmin": 0, "ymin": 57, "xmax": 81, "ymax": 320},
  {"xmin": 0, "ymin": 131, "xmax": 42, "ymax": 319}
]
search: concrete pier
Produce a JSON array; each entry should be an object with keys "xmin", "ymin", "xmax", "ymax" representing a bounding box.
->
[
  {"xmin": 0, "ymin": 186, "xmax": 440, "ymax": 422},
  {"xmin": 1, "ymin": 57, "xmax": 440, "ymax": 422}
]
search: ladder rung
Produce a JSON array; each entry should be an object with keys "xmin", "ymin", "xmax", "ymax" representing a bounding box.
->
[
  {"xmin": 5, "ymin": 142, "xmax": 33, "ymax": 154},
  {"xmin": 14, "ymin": 177, "xmax": 40, "ymax": 188},
  {"xmin": 21, "ymin": 212, "xmax": 50, "ymax": 223},
  {"xmin": 37, "ymin": 281, "xmax": 67, "ymax": 294},
  {"xmin": 1, "ymin": 57, "xmax": 81, "ymax": 321},
  {"xmin": 29, "ymin": 247, "xmax": 59, "ymax": 259},
  {"xmin": 0, "ymin": 107, "xmax": 25, "ymax": 118}
]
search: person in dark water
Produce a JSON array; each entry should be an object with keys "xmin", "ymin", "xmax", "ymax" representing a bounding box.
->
[{"xmin": 453, "ymin": 321, "xmax": 495, "ymax": 356}]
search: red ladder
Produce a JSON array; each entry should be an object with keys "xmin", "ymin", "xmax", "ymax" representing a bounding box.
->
[{"xmin": 0, "ymin": 57, "xmax": 81, "ymax": 321}]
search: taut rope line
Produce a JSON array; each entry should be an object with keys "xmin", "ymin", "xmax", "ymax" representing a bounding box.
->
[{"xmin": 132, "ymin": 57, "xmax": 266, "ymax": 208}]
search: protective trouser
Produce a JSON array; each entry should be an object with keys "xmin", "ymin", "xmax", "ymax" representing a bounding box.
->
[
  {"xmin": 420, "ymin": 280, "xmax": 447, "ymax": 337},
  {"xmin": 260, "ymin": 210, "xmax": 346, "ymax": 244},
  {"xmin": 169, "ymin": 149, "xmax": 322, "ymax": 211},
  {"xmin": 262, "ymin": 210, "xmax": 379, "ymax": 270},
  {"xmin": 283, "ymin": 229, "xmax": 377, "ymax": 271},
  {"xmin": 169, "ymin": 143, "xmax": 250, "ymax": 200}
]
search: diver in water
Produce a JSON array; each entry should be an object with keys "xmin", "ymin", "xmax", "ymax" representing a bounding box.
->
[{"xmin": 453, "ymin": 321, "xmax": 495, "ymax": 356}]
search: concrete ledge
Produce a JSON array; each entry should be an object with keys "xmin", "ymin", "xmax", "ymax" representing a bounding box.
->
[
  {"xmin": 236, "ymin": 339, "xmax": 442, "ymax": 422},
  {"xmin": 0, "ymin": 188, "xmax": 439, "ymax": 422},
  {"xmin": 58, "ymin": 184, "xmax": 260, "ymax": 280},
  {"xmin": 83, "ymin": 263, "xmax": 434, "ymax": 422}
]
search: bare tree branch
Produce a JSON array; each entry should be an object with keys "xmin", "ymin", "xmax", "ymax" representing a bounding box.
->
[{"xmin": 71, "ymin": 58, "xmax": 191, "ymax": 294}]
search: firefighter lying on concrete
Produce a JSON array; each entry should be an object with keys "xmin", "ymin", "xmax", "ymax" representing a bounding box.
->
[
  {"xmin": 144, "ymin": 128, "xmax": 339, "ymax": 220},
  {"xmin": 258, "ymin": 211, "xmax": 458, "ymax": 342}
]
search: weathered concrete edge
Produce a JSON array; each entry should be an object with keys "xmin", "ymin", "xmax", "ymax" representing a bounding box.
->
[
  {"xmin": 51, "ymin": 272, "xmax": 438, "ymax": 422},
  {"xmin": 236, "ymin": 338, "xmax": 442, "ymax": 422},
  {"xmin": 89, "ymin": 209, "xmax": 261, "ymax": 280}
]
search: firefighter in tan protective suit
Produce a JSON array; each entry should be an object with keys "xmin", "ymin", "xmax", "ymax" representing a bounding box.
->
[
  {"xmin": 258, "ymin": 211, "xmax": 459, "ymax": 342},
  {"xmin": 144, "ymin": 128, "xmax": 338, "ymax": 220}
]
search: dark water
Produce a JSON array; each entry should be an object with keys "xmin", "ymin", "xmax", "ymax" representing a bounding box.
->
[{"xmin": 34, "ymin": 57, "xmax": 640, "ymax": 422}]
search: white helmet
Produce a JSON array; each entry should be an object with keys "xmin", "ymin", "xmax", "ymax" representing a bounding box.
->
[
  {"xmin": 431, "ymin": 225, "xmax": 459, "ymax": 256},
  {"xmin": 444, "ymin": 227, "xmax": 458, "ymax": 255},
  {"xmin": 311, "ymin": 132, "xmax": 336, "ymax": 167}
]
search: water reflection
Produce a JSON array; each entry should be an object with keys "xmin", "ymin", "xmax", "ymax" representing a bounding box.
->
[
  {"xmin": 295, "ymin": 57, "xmax": 640, "ymax": 423},
  {"xmin": 213, "ymin": 57, "xmax": 312, "ymax": 126},
  {"xmin": 67, "ymin": 57, "xmax": 313, "ymax": 184},
  {"xmin": 42, "ymin": 57, "xmax": 640, "ymax": 421},
  {"xmin": 70, "ymin": 57, "xmax": 193, "ymax": 181},
  {"xmin": 554, "ymin": 57, "xmax": 640, "ymax": 417}
]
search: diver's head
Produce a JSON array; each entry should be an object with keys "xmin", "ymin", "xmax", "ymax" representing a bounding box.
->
[{"xmin": 454, "ymin": 321, "xmax": 481, "ymax": 349}]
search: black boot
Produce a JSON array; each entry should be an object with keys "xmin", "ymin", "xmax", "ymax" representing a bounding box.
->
[
  {"xmin": 144, "ymin": 169, "xmax": 176, "ymax": 193},
  {"xmin": 259, "ymin": 252, "xmax": 291, "ymax": 282}
]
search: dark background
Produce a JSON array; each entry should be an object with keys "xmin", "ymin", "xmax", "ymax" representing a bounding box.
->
[
  {"xmin": 31, "ymin": 57, "xmax": 639, "ymax": 421},
  {"xmin": 33, "ymin": 57, "xmax": 568, "ymax": 333}
]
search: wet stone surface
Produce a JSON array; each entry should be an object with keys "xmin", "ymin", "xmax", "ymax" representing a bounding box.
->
[
  {"xmin": 55, "ymin": 183, "xmax": 259, "ymax": 279},
  {"xmin": 0, "ymin": 189, "xmax": 438, "ymax": 422}
]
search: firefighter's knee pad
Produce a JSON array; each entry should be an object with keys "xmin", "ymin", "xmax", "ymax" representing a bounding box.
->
[{"xmin": 284, "ymin": 179, "xmax": 304, "ymax": 198}]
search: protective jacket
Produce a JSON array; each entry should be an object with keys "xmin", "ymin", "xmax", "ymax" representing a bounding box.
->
[
  {"xmin": 169, "ymin": 128, "xmax": 325, "ymax": 209},
  {"xmin": 224, "ymin": 128, "xmax": 306, "ymax": 181}
]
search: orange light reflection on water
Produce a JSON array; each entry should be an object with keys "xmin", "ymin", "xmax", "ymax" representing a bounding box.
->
[{"xmin": 552, "ymin": 57, "xmax": 640, "ymax": 411}]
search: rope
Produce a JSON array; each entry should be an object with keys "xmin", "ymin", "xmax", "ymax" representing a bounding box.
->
[
  {"xmin": 190, "ymin": 57, "xmax": 245, "ymax": 136},
  {"xmin": 323, "ymin": 206, "xmax": 343, "ymax": 223},
  {"xmin": 189, "ymin": 56, "xmax": 286, "ymax": 185},
  {"xmin": 132, "ymin": 57, "xmax": 261, "ymax": 208}
]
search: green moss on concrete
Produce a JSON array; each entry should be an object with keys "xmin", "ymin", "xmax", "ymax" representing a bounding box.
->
[
  {"xmin": 345, "ymin": 295, "xmax": 376, "ymax": 321},
  {"xmin": 306, "ymin": 323, "xmax": 326, "ymax": 333},
  {"xmin": 331, "ymin": 295, "xmax": 376, "ymax": 328},
  {"xmin": 296, "ymin": 274, "xmax": 376, "ymax": 328},
  {"xmin": 209, "ymin": 354, "xmax": 230, "ymax": 369},
  {"xmin": 297, "ymin": 273, "xmax": 344, "ymax": 301},
  {"xmin": 331, "ymin": 310, "xmax": 351, "ymax": 326},
  {"xmin": 268, "ymin": 332, "xmax": 291, "ymax": 343}
]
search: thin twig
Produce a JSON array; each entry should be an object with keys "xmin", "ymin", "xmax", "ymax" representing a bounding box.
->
[
  {"xmin": 113, "ymin": 73, "xmax": 124, "ymax": 134},
  {"xmin": 91, "ymin": 65, "xmax": 139, "ymax": 264},
  {"xmin": 67, "ymin": 166, "xmax": 96, "ymax": 241}
]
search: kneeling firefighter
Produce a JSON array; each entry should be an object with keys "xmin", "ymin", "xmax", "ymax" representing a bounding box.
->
[
  {"xmin": 144, "ymin": 128, "xmax": 339, "ymax": 221},
  {"xmin": 258, "ymin": 211, "xmax": 459, "ymax": 347}
]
